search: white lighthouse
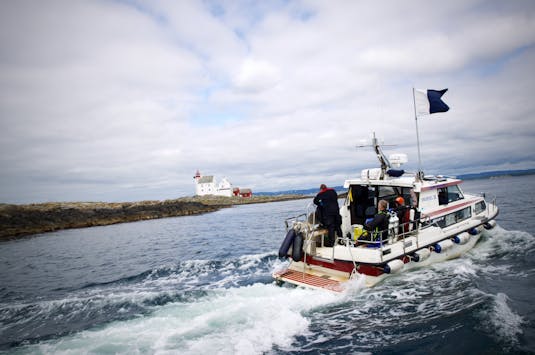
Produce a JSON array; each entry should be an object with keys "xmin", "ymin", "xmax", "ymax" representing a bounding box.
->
[{"xmin": 193, "ymin": 170, "xmax": 233, "ymax": 197}]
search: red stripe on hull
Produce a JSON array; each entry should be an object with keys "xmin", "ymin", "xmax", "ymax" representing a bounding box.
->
[
  {"xmin": 427, "ymin": 199, "xmax": 480, "ymax": 218},
  {"xmin": 304, "ymin": 255, "xmax": 354, "ymax": 273},
  {"xmin": 301, "ymin": 255, "xmax": 385, "ymax": 277}
]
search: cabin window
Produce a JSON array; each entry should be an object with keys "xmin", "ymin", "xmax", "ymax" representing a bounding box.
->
[
  {"xmin": 474, "ymin": 200, "xmax": 486, "ymax": 214},
  {"xmin": 455, "ymin": 207, "xmax": 471, "ymax": 223},
  {"xmin": 379, "ymin": 186, "xmax": 414, "ymax": 209},
  {"xmin": 378, "ymin": 186, "xmax": 396, "ymax": 199},
  {"xmin": 433, "ymin": 206, "xmax": 472, "ymax": 228},
  {"xmin": 447, "ymin": 185, "xmax": 464, "ymax": 203},
  {"xmin": 348, "ymin": 185, "xmax": 414, "ymax": 225},
  {"xmin": 378, "ymin": 186, "xmax": 398, "ymax": 208},
  {"xmin": 438, "ymin": 185, "xmax": 464, "ymax": 205},
  {"xmin": 444, "ymin": 213, "xmax": 456, "ymax": 226}
]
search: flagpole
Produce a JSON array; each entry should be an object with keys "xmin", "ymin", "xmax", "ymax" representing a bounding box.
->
[{"xmin": 412, "ymin": 88, "xmax": 423, "ymax": 180}]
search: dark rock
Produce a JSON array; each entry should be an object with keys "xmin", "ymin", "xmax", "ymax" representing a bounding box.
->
[{"xmin": 0, "ymin": 195, "xmax": 308, "ymax": 240}]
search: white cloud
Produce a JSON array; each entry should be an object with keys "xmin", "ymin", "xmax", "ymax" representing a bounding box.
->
[
  {"xmin": 1, "ymin": 0, "xmax": 535, "ymax": 203},
  {"xmin": 234, "ymin": 58, "xmax": 281, "ymax": 93}
]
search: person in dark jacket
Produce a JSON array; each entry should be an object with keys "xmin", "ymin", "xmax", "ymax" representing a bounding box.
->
[
  {"xmin": 313, "ymin": 184, "xmax": 343, "ymax": 247},
  {"xmin": 364, "ymin": 199, "xmax": 390, "ymax": 241},
  {"xmin": 394, "ymin": 196, "xmax": 410, "ymax": 234}
]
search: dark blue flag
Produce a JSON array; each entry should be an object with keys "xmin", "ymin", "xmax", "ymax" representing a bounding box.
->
[
  {"xmin": 427, "ymin": 89, "xmax": 449, "ymax": 114},
  {"xmin": 414, "ymin": 88, "xmax": 449, "ymax": 116}
]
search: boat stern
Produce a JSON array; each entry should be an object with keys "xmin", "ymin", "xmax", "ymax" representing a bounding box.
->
[{"xmin": 273, "ymin": 262, "xmax": 348, "ymax": 292}]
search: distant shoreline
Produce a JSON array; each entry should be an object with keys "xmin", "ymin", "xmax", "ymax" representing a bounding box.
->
[
  {"xmin": 456, "ymin": 168, "xmax": 535, "ymax": 180},
  {"xmin": 253, "ymin": 169, "xmax": 535, "ymax": 196},
  {"xmin": 4, "ymin": 169, "xmax": 531, "ymax": 241},
  {"xmin": 0, "ymin": 194, "xmax": 309, "ymax": 240}
]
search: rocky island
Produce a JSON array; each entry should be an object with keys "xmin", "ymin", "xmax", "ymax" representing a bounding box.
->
[{"xmin": 0, "ymin": 194, "xmax": 308, "ymax": 240}]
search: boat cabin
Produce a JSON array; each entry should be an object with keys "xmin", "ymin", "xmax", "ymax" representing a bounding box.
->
[
  {"xmin": 341, "ymin": 172, "xmax": 474, "ymax": 240},
  {"xmin": 418, "ymin": 178, "xmax": 464, "ymax": 210},
  {"xmin": 344, "ymin": 183, "xmax": 414, "ymax": 226}
]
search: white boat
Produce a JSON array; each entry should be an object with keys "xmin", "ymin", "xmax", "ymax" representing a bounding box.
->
[{"xmin": 273, "ymin": 135, "xmax": 499, "ymax": 292}]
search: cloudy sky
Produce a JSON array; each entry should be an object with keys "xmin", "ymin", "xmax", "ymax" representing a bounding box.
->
[{"xmin": 1, "ymin": 0, "xmax": 534, "ymax": 203}]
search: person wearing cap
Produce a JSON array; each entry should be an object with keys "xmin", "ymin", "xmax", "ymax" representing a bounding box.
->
[
  {"xmin": 313, "ymin": 184, "xmax": 343, "ymax": 247},
  {"xmin": 394, "ymin": 196, "xmax": 410, "ymax": 234}
]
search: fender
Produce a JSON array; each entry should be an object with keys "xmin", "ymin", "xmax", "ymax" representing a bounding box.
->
[
  {"xmin": 278, "ymin": 229, "xmax": 296, "ymax": 258},
  {"xmin": 292, "ymin": 232, "xmax": 304, "ymax": 261}
]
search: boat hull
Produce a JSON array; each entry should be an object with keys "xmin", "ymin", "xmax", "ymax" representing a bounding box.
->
[{"xmin": 274, "ymin": 225, "xmax": 485, "ymax": 292}]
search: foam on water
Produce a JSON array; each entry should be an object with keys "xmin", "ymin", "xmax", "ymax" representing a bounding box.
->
[
  {"xmin": 295, "ymin": 265, "xmax": 485, "ymax": 352},
  {"xmin": 12, "ymin": 284, "xmax": 340, "ymax": 355},
  {"xmin": 340, "ymin": 272, "xmax": 368, "ymax": 295},
  {"xmin": 2, "ymin": 191, "xmax": 534, "ymax": 354},
  {"xmin": 1, "ymin": 253, "xmax": 284, "ymax": 347},
  {"xmin": 291, "ymin": 227, "xmax": 532, "ymax": 353},
  {"xmin": 477, "ymin": 292, "xmax": 525, "ymax": 349},
  {"xmin": 473, "ymin": 226, "xmax": 535, "ymax": 261}
]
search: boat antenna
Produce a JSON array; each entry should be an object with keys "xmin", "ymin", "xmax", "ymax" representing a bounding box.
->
[{"xmin": 356, "ymin": 132, "xmax": 393, "ymax": 179}]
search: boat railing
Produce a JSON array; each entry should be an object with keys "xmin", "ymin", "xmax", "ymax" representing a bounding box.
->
[
  {"xmin": 288, "ymin": 204, "xmax": 442, "ymax": 263},
  {"xmin": 352, "ymin": 214, "xmax": 434, "ymax": 260},
  {"xmin": 284, "ymin": 202, "xmax": 317, "ymax": 231},
  {"xmin": 284, "ymin": 213, "xmax": 308, "ymax": 231},
  {"xmin": 336, "ymin": 235, "xmax": 361, "ymax": 269},
  {"xmin": 479, "ymin": 192, "xmax": 499, "ymax": 220},
  {"xmin": 473, "ymin": 192, "xmax": 499, "ymax": 214},
  {"xmin": 306, "ymin": 202, "xmax": 338, "ymax": 261},
  {"xmin": 284, "ymin": 203, "xmax": 327, "ymax": 262},
  {"xmin": 487, "ymin": 194, "xmax": 498, "ymax": 216}
]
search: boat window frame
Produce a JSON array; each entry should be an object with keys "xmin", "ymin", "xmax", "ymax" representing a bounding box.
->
[
  {"xmin": 430, "ymin": 206, "xmax": 472, "ymax": 228},
  {"xmin": 474, "ymin": 200, "xmax": 486, "ymax": 215},
  {"xmin": 447, "ymin": 184, "xmax": 464, "ymax": 203},
  {"xmin": 438, "ymin": 184, "xmax": 464, "ymax": 205},
  {"xmin": 378, "ymin": 186, "xmax": 397, "ymax": 200}
]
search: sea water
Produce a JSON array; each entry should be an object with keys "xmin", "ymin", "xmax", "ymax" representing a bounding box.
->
[{"xmin": 0, "ymin": 175, "xmax": 534, "ymax": 354}]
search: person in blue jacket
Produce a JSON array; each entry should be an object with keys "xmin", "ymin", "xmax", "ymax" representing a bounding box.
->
[{"xmin": 313, "ymin": 184, "xmax": 343, "ymax": 247}]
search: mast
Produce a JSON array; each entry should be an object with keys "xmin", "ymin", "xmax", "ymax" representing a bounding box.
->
[
  {"xmin": 412, "ymin": 88, "xmax": 423, "ymax": 181},
  {"xmin": 371, "ymin": 132, "xmax": 391, "ymax": 179}
]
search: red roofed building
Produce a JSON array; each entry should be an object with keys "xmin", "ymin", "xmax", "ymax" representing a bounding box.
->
[{"xmin": 239, "ymin": 188, "xmax": 253, "ymax": 198}]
